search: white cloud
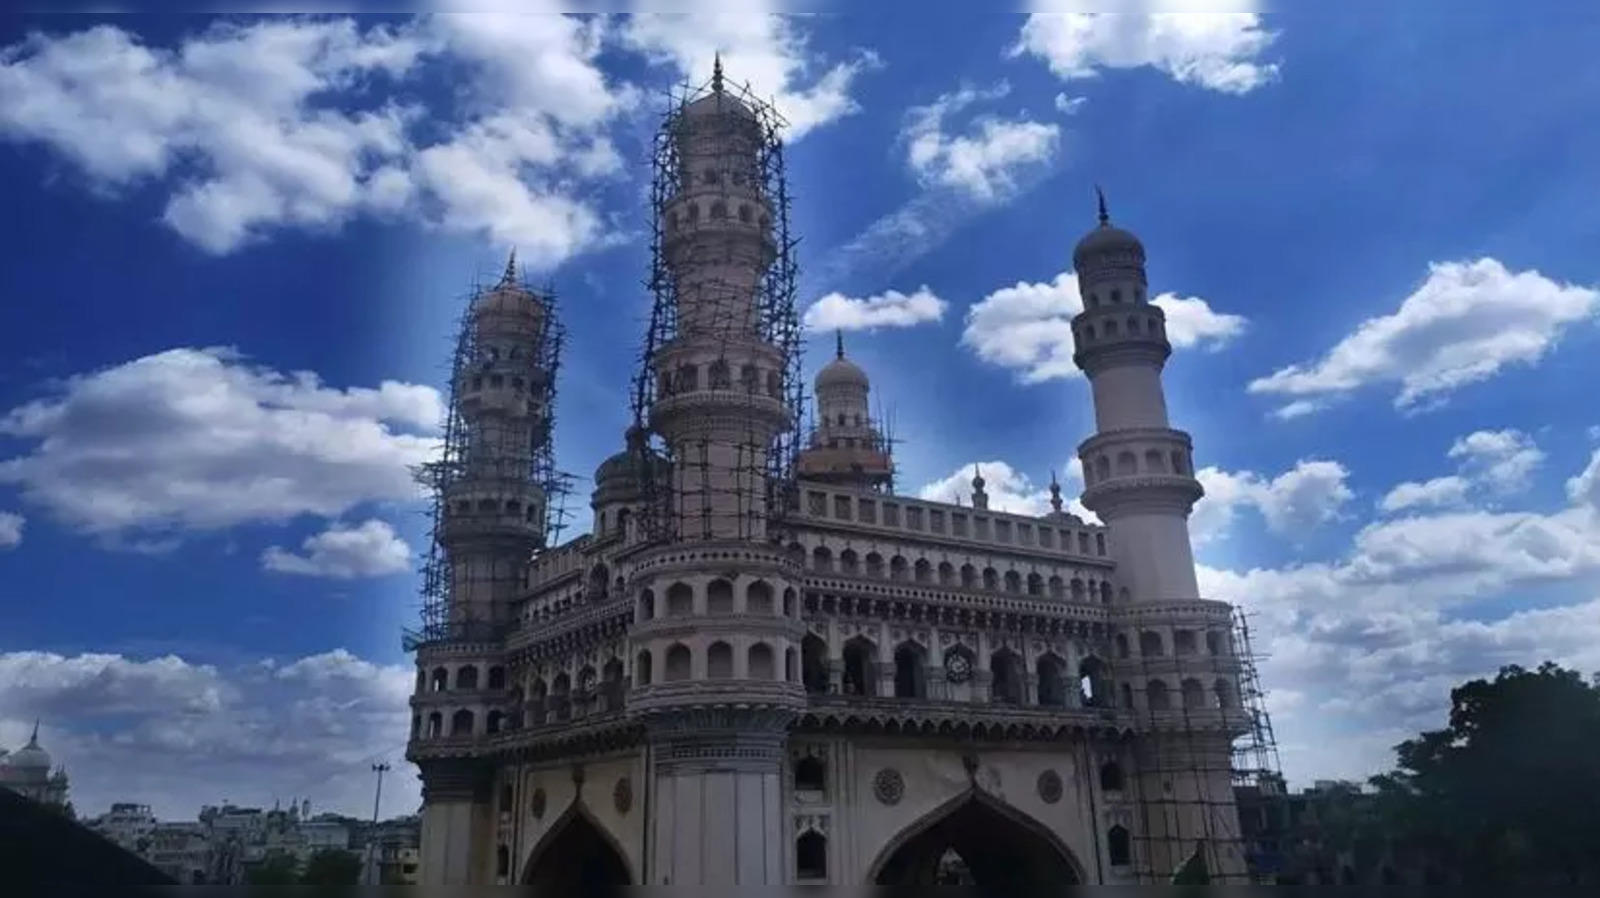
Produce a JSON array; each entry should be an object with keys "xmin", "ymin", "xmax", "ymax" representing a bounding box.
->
[
  {"xmin": 619, "ymin": 9, "xmax": 879, "ymax": 140},
  {"xmin": 1011, "ymin": 11, "xmax": 1279, "ymax": 95},
  {"xmin": 1249, "ymin": 259, "xmax": 1599, "ymax": 415},
  {"xmin": 1379, "ymin": 475, "xmax": 1470, "ymax": 514},
  {"xmin": 1151, "ymin": 293, "xmax": 1247, "ymax": 349},
  {"xmin": 1380, "ymin": 428, "xmax": 1544, "ymax": 515},
  {"xmin": 1193, "ymin": 459, "xmax": 1353, "ymax": 543},
  {"xmin": 916, "ymin": 460, "xmax": 1097, "ymax": 523},
  {"xmin": 262, "ymin": 519, "xmax": 411, "ymax": 579},
  {"xmin": 1053, "ymin": 92, "xmax": 1086, "ymax": 114},
  {"xmin": 803, "ymin": 285, "xmax": 947, "ymax": 332},
  {"xmin": 1197, "ymin": 440, "xmax": 1600, "ymax": 785},
  {"xmin": 901, "ymin": 82, "xmax": 1059, "ymax": 203},
  {"xmin": 961, "ymin": 270, "xmax": 1245, "ymax": 383},
  {"xmin": 1569, "ymin": 449, "xmax": 1600, "ymax": 512},
  {"xmin": 1448, "ymin": 428, "xmax": 1544, "ymax": 493},
  {"xmin": 0, "ymin": 511, "xmax": 22, "ymax": 549},
  {"xmin": 0, "ymin": 648, "xmax": 414, "ymax": 820},
  {"xmin": 0, "ymin": 16, "xmax": 635, "ymax": 263},
  {"xmin": 0, "ymin": 347, "xmax": 438, "ymax": 537}
]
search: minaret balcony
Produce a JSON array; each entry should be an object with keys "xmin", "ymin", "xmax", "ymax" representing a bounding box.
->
[
  {"xmin": 1081, "ymin": 474, "xmax": 1203, "ymax": 517},
  {"xmin": 649, "ymin": 387, "xmax": 792, "ymax": 434}
]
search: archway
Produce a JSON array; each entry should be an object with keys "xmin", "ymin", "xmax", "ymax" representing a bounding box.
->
[
  {"xmin": 869, "ymin": 791, "xmax": 1083, "ymax": 886},
  {"xmin": 521, "ymin": 806, "xmax": 631, "ymax": 890}
]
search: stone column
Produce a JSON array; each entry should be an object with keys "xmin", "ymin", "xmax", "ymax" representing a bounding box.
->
[
  {"xmin": 417, "ymin": 759, "xmax": 494, "ymax": 885},
  {"xmin": 647, "ymin": 717, "xmax": 789, "ymax": 885}
]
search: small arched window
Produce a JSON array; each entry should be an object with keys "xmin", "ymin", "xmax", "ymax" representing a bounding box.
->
[
  {"xmin": 707, "ymin": 578, "xmax": 734, "ymax": 614},
  {"xmin": 707, "ymin": 641, "xmax": 733, "ymax": 678},
  {"xmin": 796, "ymin": 830, "xmax": 827, "ymax": 880},
  {"xmin": 636, "ymin": 650, "xmax": 653, "ymax": 687},
  {"xmin": 450, "ymin": 709, "xmax": 474, "ymax": 736},
  {"xmin": 1140, "ymin": 630, "xmax": 1164, "ymax": 657},
  {"xmin": 667, "ymin": 582, "xmax": 693, "ymax": 616},
  {"xmin": 748, "ymin": 642, "xmax": 775, "ymax": 679},
  {"xmin": 1108, "ymin": 825, "xmax": 1131, "ymax": 866},
  {"xmin": 795, "ymin": 754, "xmax": 826, "ymax": 792},
  {"xmin": 1147, "ymin": 679, "xmax": 1171, "ymax": 711},
  {"xmin": 1099, "ymin": 761, "xmax": 1124, "ymax": 791},
  {"xmin": 664, "ymin": 643, "xmax": 691, "ymax": 682}
]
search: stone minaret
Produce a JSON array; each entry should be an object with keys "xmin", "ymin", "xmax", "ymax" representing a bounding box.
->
[
  {"xmin": 1069, "ymin": 192, "xmax": 1243, "ymax": 880},
  {"xmin": 795, "ymin": 331, "xmax": 893, "ymax": 491},
  {"xmin": 414, "ymin": 256, "xmax": 556, "ymax": 885},
  {"xmin": 631, "ymin": 61, "xmax": 807, "ymax": 885}
]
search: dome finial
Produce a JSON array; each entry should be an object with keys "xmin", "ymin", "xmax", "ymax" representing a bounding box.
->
[
  {"xmin": 836, "ymin": 329, "xmax": 845, "ymax": 360},
  {"xmin": 1049, "ymin": 470, "xmax": 1063, "ymax": 514},
  {"xmin": 1096, "ymin": 184, "xmax": 1110, "ymax": 226},
  {"xmin": 500, "ymin": 248, "xmax": 518, "ymax": 286},
  {"xmin": 971, "ymin": 465, "xmax": 989, "ymax": 510},
  {"xmin": 27, "ymin": 719, "xmax": 39, "ymax": 747},
  {"xmin": 712, "ymin": 52, "xmax": 724, "ymax": 93}
]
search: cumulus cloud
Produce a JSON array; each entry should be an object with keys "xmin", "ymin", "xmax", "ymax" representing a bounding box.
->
[
  {"xmin": 916, "ymin": 459, "xmax": 1097, "ymax": 523},
  {"xmin": 1192, "ymin": 459, "xmax": 1353, "ymax": 543},
  {"xmin": 0, "ymin": 347, "xmax": 438, "ymax": 538},
  {"xmin": 0, "ymin": 648, "xmax": 414, "ymax": 820},
  {"xmin": 1053, "ymin": 92, "xmax": 1086, "ymax": 114},
  {"xmin": 0, "ymin": 511, "xmax": 21, "ymax": 549},
  {"xmin": 261, "ymin": 519, "xmax": 411, "ymax": 579},
  {"xmin": 1249, "ymin": 259, "xmax": 1599, "ymax": 415},
  {"xmin": 1569, "ymin": 449, "xmax": 1600, "ymax": 512},
  {"xmin": 1199, "ymin": 441, "xmax": 1600, "ymax": 785},
  {"xmin": 1379, "ymin": 475, "xmax": 1470, "ymax": 514},
  {"xmin": 961, "ymin": 270, "xmax": 1244, "ymax": 383},
  {"xmin": 0, "ymin": 15, "xmax": 638, "ymax": 262},
  {"xmin": 619, "ymin": 8, "xmax": 879, "ymax": 140},
  {"xmin": 901, "ymin": 82, "xmax": 1059, "ymax": 203},
  {"xmin": 802, "ymin": 285, "xmax": 946, "ymax": 332},
  {"xmin": 1380, "ymin": 428, "xmax": 1544, "ymax": 515},
  {"xmin": 1011, "ymin": 11, "xmax": 1279, "ymax": 95}
]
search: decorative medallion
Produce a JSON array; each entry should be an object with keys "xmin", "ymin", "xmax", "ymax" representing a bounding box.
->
[
  {"xmin": 944, "ymin": 651, "xmax": 972, "ymax": 683},
  {"xmin": 873, "ymin": 768, "xmax": 904, "ymax": 805},
  {"xmin": 530, "ymin": 787, "xmax": 547, "ymax": 819},
  {"xmin": 614, "ymin": 776, "xmax": 633, "ymax": 815},
  {"xmin": 1038, "ymin": 770, "xmax": 1063, "ymax": 804}
]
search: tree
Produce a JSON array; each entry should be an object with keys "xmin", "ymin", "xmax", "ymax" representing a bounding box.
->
[
  {"xmin": 300, "ymin": 848, "xmax": 362, "ymax": 885},
  {"xmin": 1368, "ymin": 662, "xmax": 1600, "ymax": 885},
  {"xmin": 244, "ymin": 852, "xmax": 299, "ymax": 885}
]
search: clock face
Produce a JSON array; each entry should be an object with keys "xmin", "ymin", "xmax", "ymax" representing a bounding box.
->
[{"xmin": 945, "ymin": 652, "xmax": 971, "ymax": 682}]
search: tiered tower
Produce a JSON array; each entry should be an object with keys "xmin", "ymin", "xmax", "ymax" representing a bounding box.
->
[
  {"xmin": 795, "ymin": 332, "xmax": 894, "ymax": 491},
  {"xmin": 1070, "ymin": 191, "xmax": 1246, "ymax": 880},
  {"xmin": 627, "ymin": 60, "xmax": 807, "ymax": 885},
  {"xmin": 409, "ymin": 259, "xmax": 563, "ymax": 884}
]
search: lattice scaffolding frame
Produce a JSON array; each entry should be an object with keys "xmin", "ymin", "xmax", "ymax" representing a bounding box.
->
[
  {"xmin": 406, "ymin": 270, "xmax": 572, "ymax": 651},
  {"xmin": 629, "ymin": 72, "xmax": 804, "ymax": 546},
  {"xmin": 1116, "ymin": 605, "xmax": 1283, "ymax": 884}
]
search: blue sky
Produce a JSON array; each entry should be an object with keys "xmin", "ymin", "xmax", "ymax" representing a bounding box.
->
[{"xmin": 3, "ymin": 8, "xmax": 1600, "ymax": 821}]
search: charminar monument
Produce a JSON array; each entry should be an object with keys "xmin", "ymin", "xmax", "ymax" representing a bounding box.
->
[{"xmin": 404, "ymin": 60, "xmax": 1274, "ymax": 887}]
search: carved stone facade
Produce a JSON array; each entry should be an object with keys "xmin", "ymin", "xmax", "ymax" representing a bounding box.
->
[{"xmin": 406, "ymin": 68, "xmax": 1251, "ymax": 887}]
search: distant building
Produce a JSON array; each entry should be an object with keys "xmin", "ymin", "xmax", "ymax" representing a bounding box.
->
[
  {"xmin": 146, "ymin": 821, "xmax": 211, "ymax": 883},
  {"xmin": 0, "ymin": 721, "xmax": 71, "ymax": 813},
  {"xmin": 89, "ymin": 802, "xmax": 157, "ymax": 854}
]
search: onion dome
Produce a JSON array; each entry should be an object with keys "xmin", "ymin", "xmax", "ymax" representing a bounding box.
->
[
  {"xmin": 816, "ymin": 330, "xmax": 869, "ymax": 390},
  {"xmin": 9, "ymin": 721, "xmax": 51, "ymax": 770},
  {"xmin": 474, "ymin": 250, "xmax": 542, "ymax": 317},
  {"xmin": 592, "ymin": 427, "xmax": 665, "ymax": 505},
  {"xmin": 1072, "ymin": 186, "xmax": 1144, "ymax": 269}
]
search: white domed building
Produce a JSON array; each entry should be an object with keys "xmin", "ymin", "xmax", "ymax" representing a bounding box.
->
[
  {"xmin": 405, "ymin": 63, "xmax": 1271, "ymax": 887},
  {"xmin": 1, "ymin": 722, "xmax": 71, "ymax": 812}
]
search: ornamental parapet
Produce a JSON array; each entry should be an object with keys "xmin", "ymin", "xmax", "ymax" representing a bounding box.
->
[
  {"xmin": 506, "ymin": 596, "xmax": 632, "ymax": 659},
  {"xmin": 798, "ymin": 694, "xmax": 1132, "ymax": 741},
  {"xmin": 630, "ymin": 614, "xmax": 806, "ymax": 642},
  {"xmin": 629, "ymin": 678, "xmax": 806, "ymax": 718},
  {"xmin": 1110, "ymin": 598, "xmax": 1234, "ymax": 624},
  {"xmin": 804, "ymin": 573, "xmax": 1113, "ymax": 623}
]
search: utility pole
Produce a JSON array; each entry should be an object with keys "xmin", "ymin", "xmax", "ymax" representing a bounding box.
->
[
  {"xmin": 371, "ymin": 763, "xmax": 389, "ymax": 823},
  {"xmin": 362, "ymin": 762, "xmax": 390, "ymax": 885}
]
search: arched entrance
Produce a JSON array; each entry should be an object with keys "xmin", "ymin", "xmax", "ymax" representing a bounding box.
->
[
  {"xmin": 521, "ymin": 805, "xmax": 631, "ymax": 891},
  {"xmin": 869, "ymin": 790, "xmax": 1084, "ymax": 886}
]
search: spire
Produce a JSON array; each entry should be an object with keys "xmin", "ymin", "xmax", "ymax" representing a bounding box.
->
[
  {"xmin": 835, "ymin": 329, "xmax": 845, "ymax": 360},
  {"xmin": 499, "ymin": 248, "xmax": 518, "ymax": 286},
  {"xmin": 712, "ymin": 52, "xmax": 724, "ymax": 93},
  {"xmin": 27, "ymin": 719, "xmax": 39, "ymax": 747},
  {"xmin": 1049, "ymin": 469, "xmax": 1063, "ymax": 514},
  {"xmin": 1096, "ymin": 184, "xmax": 1109, "ymax": 226}
]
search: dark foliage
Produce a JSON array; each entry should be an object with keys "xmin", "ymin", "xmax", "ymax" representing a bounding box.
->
[{"xmin": 1368, "ymin": 662, "xmax": 1600, "ymax": 884}]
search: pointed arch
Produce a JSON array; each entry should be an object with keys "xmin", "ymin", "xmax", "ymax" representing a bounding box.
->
[
  {"xmin": 520, "ymin": 799, "xmax": 633, "ymax": 887},
  {"xmin": 867, "ymin": 788, "xmax": 1085, "ymax": 885}
]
